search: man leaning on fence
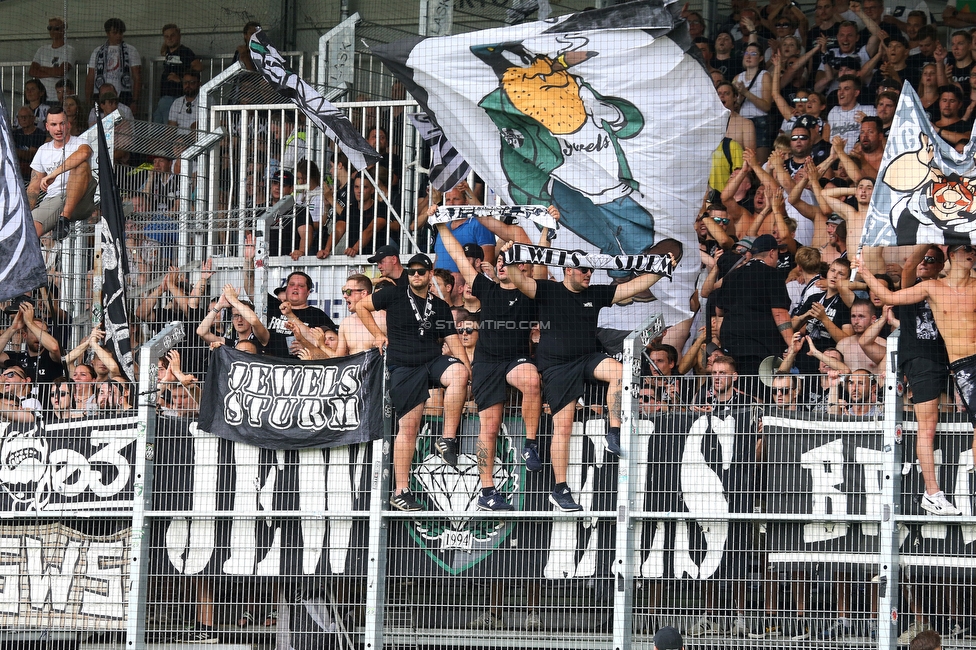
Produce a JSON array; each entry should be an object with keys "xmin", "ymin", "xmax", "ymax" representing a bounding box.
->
[
  {"xmin": 27, "ymin": 107, "xmax": 97, "ymax": 241},
  {"xmin": 355, "ymin": 253, "xmax": 470, "ymax": 512}
]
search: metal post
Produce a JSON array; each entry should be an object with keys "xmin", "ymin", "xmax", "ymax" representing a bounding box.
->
[
  {"xmin": 364, "ymin": 361, "xmax": 392, "ymax": 650},
  {"xmin": 878, "ymin": 328, "xmax": 903, "ymax": 650},
  {"xmin": 125, "ymin": 321, "xmax": 186, "ymax": 650},
  {"xmin": 614, "ymin": 314, "xmax": 666, "ymax": 650}
]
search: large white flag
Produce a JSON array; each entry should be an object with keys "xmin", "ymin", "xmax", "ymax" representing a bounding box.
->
[{"xmin": 374, "ymin": 0, "xmax": 727, "ymax": 327}]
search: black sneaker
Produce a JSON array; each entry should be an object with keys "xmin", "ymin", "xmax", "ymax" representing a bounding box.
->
[
  {"xmin": 52, "ymin": 215, "xmax": 71, "ymax": 241},
  {"xmin": 390, "ymin": 490, "xmax": 424, "ymax": 512},
  {"xmin": 521, "ymin": 440, "xmax": 542, "ymax": 472},
  {"xmin": 435, "ymin": 436, "xmax": 459, "ymax": 467},
  {"xmin": 477, "ymin": 490, "xmax": 514, "ymax": 511},
  {"xmin": 605, "ymin": 429, "xmax": 622, "ymax": 457},
  {"xmin": 549, "ymin": 485, "xmax": 583, "ymax": 512}
]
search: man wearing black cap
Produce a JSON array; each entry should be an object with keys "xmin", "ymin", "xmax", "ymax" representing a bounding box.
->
[
  {"xmin": 654, "ymin": 626, "xmax": 684, "ymax": 650},
  {"xmin": 435, "ymin": 222, "xmax": 542, "ymax": 511},
  {"xmin": 355, "ymin": 253, "xmax": 471, "ymax": 512},
  {"xmin": 264, "ymin": 169, "xmax": 313, "ymax": 260},
  {"xmin": 714, "ymin": 233, "xmax": 794, "ymax": 378},
  {"xmin": 503, "ymin": 239, "xmax": 680, "ymax": 511},
  {"xmin": 266, "ymin": 271, "xmax": 336, "ymax": 358},
  {"xmin": 367, "ymin": 245, "xmax": 406, "ymax": 286}
]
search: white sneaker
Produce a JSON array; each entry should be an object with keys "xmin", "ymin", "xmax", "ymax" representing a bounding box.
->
[
  {"xmin": 898, "ymin": 621, "xmax": 931, "ymax": 645},
  {"xmin": 729, "ymin": 616, "xmax": 749, "ymax": 637},
  {"xmin": 920, "ymin": 491, "xmax": 962, "ymax": 516},
  {"xmin": 523, "ymin": 612, "xmax": 542, "ymax": 630},
  {"xmin": 686, "ymin": 616, "xmax": 721, "ymax": 637},
  {"xmin": 467, "ymin": 612, "xmax": 504, "ymax": 629}
]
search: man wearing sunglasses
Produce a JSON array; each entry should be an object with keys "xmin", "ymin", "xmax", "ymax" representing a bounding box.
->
[
  {"xmin": 356, "ymin": 254, "xmax": 471, "ymax": 512},
  {"xmin": 0, "ymin": 364, "xmax": 42, "ymax": 424},
  {"xmin": 858, "ymin": 244, "xmax": 976, "ymax": 516},
  {"xmin": 334, "ymin": 274, "xmax": 385, "ymax": 357},
  {"xmin": 29, "ymin": 18, "xmax": 75, "ymax": 102},
  {"xmin": 502, "ymin": 239, "xmax": 680, "ymax": 511}
]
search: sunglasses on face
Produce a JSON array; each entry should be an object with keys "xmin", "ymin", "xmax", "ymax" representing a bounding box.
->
[
  {"xmin": 459, "ymin": 327, "xmax": 476, "ymax": 335},
  {"xmin": 341, "ymin": 288, "xmax": 364, "ymax": 296},
  {"xmin": 772, "ymin": 387, "xmax": 792, "ymax": 395},
  {"xmin": 776, "ymin": 22, "xmax": 792, "ymax": 28},
  {"xmin": 1, "ymin": 370, "xmax": 25, "ymax": 379},
  {"xmin": 713, "ymin": 217, "xmax": 730, "ymax": 225},
  {"xmin": 405, "ymin": 268, "xmax": 428, "ymax": 276},
  {"xmin": 793, "ymin": 97, "xmax": 809, "ymax": 104},
  {"xmin": 921, "ymin": 256, "xmax": 938, "ymax": 264},
  {"xmin": 55, "ymin": 391, "xmax": 71, "ymax": 397},
  {"xmin": 791, "ymin": 134, "xmax": 810, "ymax": 141},
  {"xmin": 575, "ymin": 267, "xmax": 594, "ymax": 275}
]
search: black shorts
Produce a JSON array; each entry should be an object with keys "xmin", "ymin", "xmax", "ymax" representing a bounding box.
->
[
  {"xmin": 541, "ymin": 352, "xmax": 610, "ymax": 414},
  {"xmin": 950, "ymin": 354, "xmax": 976, "ymax": 425},
  {"xmin": 389, "ymin": 356, "xmax": 463, "ymax": 415},
  {"xmin": 472, "ymin": 357, "xmax": 536, "ymax": 410},
  {"xmin": 903, "ymin": 356, "xmax": 950, "ymax": 404}
]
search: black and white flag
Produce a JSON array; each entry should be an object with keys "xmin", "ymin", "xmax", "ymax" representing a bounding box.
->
[
  {"xmin": 249, "ymin": 29, "xmax": 381, "ymax": 171},
  {"xmin": 0, "ymin": 93, "xmax": 47, "ymax": 302},
  {"xmin": 96, "ymin": 115, "xmax": 134, "ymax": 383},
  {"xmin": 198, "ymin": 346, "xmax": 385, "ymax": 450},
  {"xmin": 408, "ymin": 112, "xmax": 470, "ymax": 192}
]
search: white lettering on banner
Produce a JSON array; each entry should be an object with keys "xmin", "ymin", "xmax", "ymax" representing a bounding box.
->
[
  {"xmin": 856, "ymin": 446, "xmax": 885, "ymax": 537},
  {"xmin": 80, "ymin": 541, "xmax": 125, "ymax": 619},
  {"xmin": 50, "ymin": 432, "xmax": 132, "ymax": 499},
  {"xmin": 26, "ymin": 537, "xmax": 78, "ymax": 611},
  {"xmin": 224, "ymin": 362, "xmax": 363, "ymax": 431},
  {"xmin": 0, "ymin": 536, "xmax": 19, "ymax": 614},
  {"xmin": 680, "ymin": 416, "xmax": 730, "ymax": 580},
  {"xmin": 801, "ymin": 440, "xmax": 849, "ymax": 543}
]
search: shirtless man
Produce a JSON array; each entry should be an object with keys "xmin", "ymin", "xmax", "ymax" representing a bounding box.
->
[
  {"xmin": 335, "ymin": 273, "xmax": 386, "ymax": 356},
  {"xmin": 858, "ymin": 245, "xmax": 976, "ymax": 516},
  {"xmin": 836, "ymin": 298, "xmax": 882, "ymax": 373}
]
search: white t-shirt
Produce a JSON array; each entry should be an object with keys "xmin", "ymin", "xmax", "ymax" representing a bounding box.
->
[
  {"xmin": 30, "ymin": 135, "xmax": 91, "ymax": 198},
  {"xmin": 87, "ymin": 43, "xmax": 141, "ymax": 94},
  {"xmin": 32, "ymin": 43, "xmax": 76, "ymax": 99},
  {"xmin": 817, "ymin": 46, "xmax": 871, "ymax": 94},
  {"xmin": 735, "ymin": 70, "xmax": 769, "ymax": 118},
  {"xmin": 168, "ymin": 95, "xmax": 198, "ymax": 130},
  {"xmin": 828, "ymin": 103, "xmax": 876, "ymax": 151},
  {"xmin": 890, "ymin": 0, "xmax": 935, "ymax": 24}
]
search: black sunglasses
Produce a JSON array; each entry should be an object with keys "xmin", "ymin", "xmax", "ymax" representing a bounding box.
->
[
  {"xmin": 459, "ymin": 327, "xmax": 476, "ymax": 335},
  {"xmin": 772, "ymin": 387, "xmax": 792, "ymax": 395},
  {"xmin": 791, "ymin": 134, "xmax": 810, "ymax": 141},
  {"xmin": 405, "ymin": 268, "xmax": 429, "ymax": 276},
  {"xmin": 575, "ymin": 267, "xmax": 594, "ymax": 274},
  {"xmin": 921, "ymin": 255, "xmax": 938, "ymax": 264}
]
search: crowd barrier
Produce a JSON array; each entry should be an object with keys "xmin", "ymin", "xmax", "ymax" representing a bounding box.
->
[{"xmin": 0, "ymin": 319, "xmax": 973, "ymax": 649}]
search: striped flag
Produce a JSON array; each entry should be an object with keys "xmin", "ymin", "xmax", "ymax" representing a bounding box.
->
[
  {"xmin": 249, "ymin": 29, "xmax": 380, "ymax": 171},
  {"xmin": 408, "ymin": 111, "xmax": 470, "ymax": 192},
  {"xmin": 0, "ymin": 94, "xmax": 47, "ymax": 302},
  {"xmin": 96, "ymin": 114, "xmax": 135, "ymax": 383}
]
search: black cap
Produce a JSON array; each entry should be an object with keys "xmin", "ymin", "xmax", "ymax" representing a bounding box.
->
[
  {"xmin": 406, "ymin": 253, "xmax": 434, "ymax": 270},
  {"xmin": 706, "ymin": 342, "xmax": 730, "ymax": 357},
  {"xmin": 793, "ymin": 114, "xmax": 821, "ymax": 131},
  {"xmin": 367, "ymin": 244, "xmax": 400, "ymax": 264},
  {"xmin": 272, "ymin": 169, "xmax": 294, "ymax": 186},
  {"xmin": 462, "ymin": 243, "xmax": 484, "ymax": 260},
  {"xmin": 750, "ymin": 233, "xmax": 779, "ymax": 254},
  {"xmin": 654, "ymin": 626, "xmax": 684, "ymax": 650}
]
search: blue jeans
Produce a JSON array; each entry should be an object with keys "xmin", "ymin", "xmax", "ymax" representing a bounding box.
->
[{"xmin": 153, "ymin": 95, "xmax": 177, "ymax": 124}]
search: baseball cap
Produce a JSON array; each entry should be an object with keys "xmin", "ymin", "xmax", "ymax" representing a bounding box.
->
[
  {"xmin": 793, "ymin": 114, "xmax": 821, "ymax": 131},
  {"xmin": 706, "ymin": 342, "xmax": 730, "ymax": 357},
  {"xmin": 826, "ymin": 213, "xmax": 846, "ymax": 226},
  {"xmin": 406, "ymin": 253, "xmax": 434, "ymax": 270},
  {"xmin": 367, "ymin": 244, "xmax": 400, "ymax": 264},
  {"xmin": 750, "ymin": 233, "xmax": 779, "ymax": 254},
  {"xmin": 271, "ymin": 169, "xmax": 295, "ymax": 186},
  {"xmin": 735, "ymin": 236, "xmax": 756, "ymax": 252},
  {"xmin": 654, "ymin": 626, "xmax": 684, "ymax": 650},
  {"xmin": 462, "ymin": 243, "xmax": 484, "ymax": 260}
]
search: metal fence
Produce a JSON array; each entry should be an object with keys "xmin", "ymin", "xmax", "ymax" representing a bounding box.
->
[{"xmin": 2, "ymin": 311, "xmax": 975, "ymax": 648}]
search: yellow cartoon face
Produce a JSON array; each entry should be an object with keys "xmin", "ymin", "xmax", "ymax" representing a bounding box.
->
[{"xmin": 502, "ymin": 56, "xmax": 586, "ymax": 135}]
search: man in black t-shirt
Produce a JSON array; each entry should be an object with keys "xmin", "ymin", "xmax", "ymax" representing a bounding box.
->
[
  {"xmin": 264, "ymin": 170, "xmax": 313, "ymax": 259},
  {"xmin": 0, "ymin": 302, "xmax": 65, "ymax": 406},
  {"xmin": 504, "ymin": 239, "xmax": 681, "ymax": 512},
  {"xmin": 436, "ymin": 221, "xmax": 543, "ymax": 511},
  {"xmin": 716, "ymin": 234, "xmax": 795, "ymax": 379},
  {"xmin": 356, "ymin": 254, "xmax": 471, "ymax": 512},
  {"xmin": 367, "ymin": 245, "xmax": 407, "ymax": 287},
  {"xmin": 266, "ymin": 271, "xmax": 336, "ymax": 358}
]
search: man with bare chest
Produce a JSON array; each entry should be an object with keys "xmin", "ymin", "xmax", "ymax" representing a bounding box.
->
[{"xmin": 335, "ymin": 274, "xmax": 386, "ymax": 356}]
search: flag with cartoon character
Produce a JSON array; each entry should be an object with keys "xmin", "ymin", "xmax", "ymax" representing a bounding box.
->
[
  {"xmin": 865, "ymin": 82, "xmax": 976, "ymax": 247},
  {"xmin": 373, "ymin": 0, "xmax": 727, "ymax": 327}
]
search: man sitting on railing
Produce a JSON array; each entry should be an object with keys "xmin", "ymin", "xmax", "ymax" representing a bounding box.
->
[{"xmin": 26, "ymin": 107, "xmax": 97, "ymax": 241}]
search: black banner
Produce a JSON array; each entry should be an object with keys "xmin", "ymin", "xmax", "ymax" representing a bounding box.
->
[
  {"xmin": 0, "ymin": 416, "xmax": 137, "ymax": 513},
  {"xmin": 198, "ymin": 346, "xmax": 384, "ymax": 451},
  {"xmin": 153, "ymin": 415, "xmax": 372, "ymax": 578}
]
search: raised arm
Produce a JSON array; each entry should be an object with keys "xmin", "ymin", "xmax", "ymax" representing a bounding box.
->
[
  {"xmin": 196, "ymin": 293, "xmax": 229, "ymax": 344},
  {"xmin": 857, "ymin": 255, "xmax": 930, "ymax": 305},
  {"xmin": 224, "ymin": 283, "xmax": 270, "ymax": 345},
  {"xmin": 500, "ymin": 240, "xmax": 538, "ymax": 298},
  {"xmin": 858, "ymin": 306, "xmax": 889, "ymax": 365},
  {"xmin": 900, "ymin": 244, "xmax": 928, "ymax": 289},
  {"xmin": 435, "ymin": 212, "xmax": 478, "ymax": 286}
]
